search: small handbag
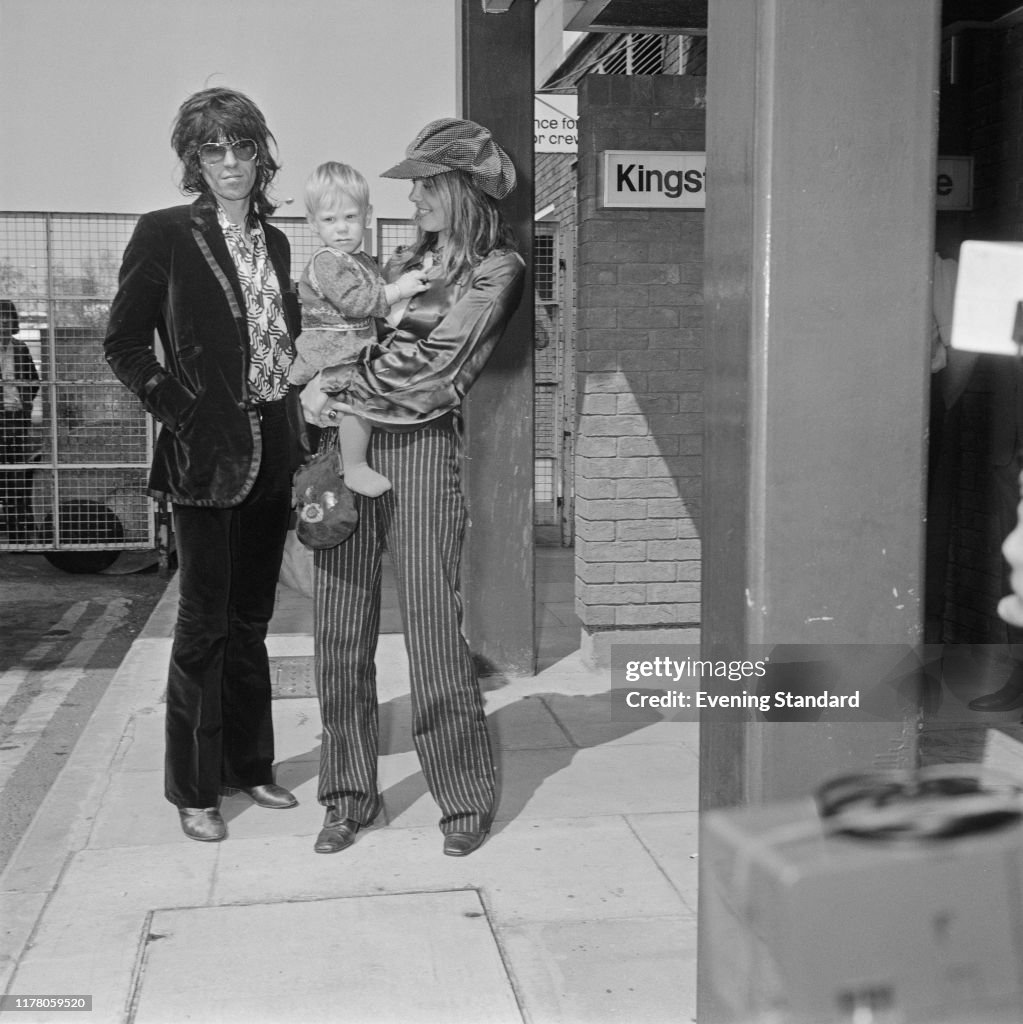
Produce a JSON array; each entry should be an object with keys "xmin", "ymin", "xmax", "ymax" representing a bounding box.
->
[{"xmin": 292, "ymin": 436, "xmax": 358, "ymax": 549}]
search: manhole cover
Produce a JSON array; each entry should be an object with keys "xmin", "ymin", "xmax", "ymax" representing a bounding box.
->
[
  {"xmin": 131, "ymin": 891, "xmax": 521, "ymax": 1023},
  {"xmin": 270, "ymin": 656, "xmax": 316, "ymax": 698}
]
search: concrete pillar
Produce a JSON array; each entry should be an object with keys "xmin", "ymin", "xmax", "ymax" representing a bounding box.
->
[
  {"xmin": 458, "ymin": 0, "xmax": 536, "ymax": 674},
  {"xmin": 698, "ymin": 0, "xmax": 939, "ymax": 1013}
]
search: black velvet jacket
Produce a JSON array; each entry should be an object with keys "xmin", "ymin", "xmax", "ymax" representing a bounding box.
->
[{"xmin": 104, "ymin": 196, "xmax": 302, "ymax": 507}]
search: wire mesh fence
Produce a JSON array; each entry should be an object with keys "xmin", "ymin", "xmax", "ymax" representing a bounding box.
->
[
  {"xmin": 376, "ymin": 218, "xmax": 418, "ymax": 263},
  {"xmin": 0, "ymin": 212, "xmax": 328, "ymax": 556},
  {"xmin": 1, "ymin": 210, "xmax": 561, "ymax": 555},
  {"xmin": 533, "ymin": 222, "xmax": 565, "ymax": 528},
  {"xmin": 0, "ymin": 213, "xmax": 151, "ymax": 556}
]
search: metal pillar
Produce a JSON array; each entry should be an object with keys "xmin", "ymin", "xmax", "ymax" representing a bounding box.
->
[
  {"xmin": 457, "ymin": 0, "xmax": 536, "ymax": 674},
  {"xmin": 699, "ymin": 0, "xmax": 940, "ymax": 1014}
]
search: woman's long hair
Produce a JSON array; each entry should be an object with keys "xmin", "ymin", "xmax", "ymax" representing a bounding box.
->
[
  {"xmin": 171, "ymin": 87, "xmax": 281, "ymax": 220},
  {"xmin": 398, "ymin": 170, "xmax": 516, "ymax": 283}
]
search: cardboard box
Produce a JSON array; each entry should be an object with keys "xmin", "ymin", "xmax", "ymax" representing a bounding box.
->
[{"xmin": 701, "ymin": 797, "xmax": 1023, "ymax": 1023}]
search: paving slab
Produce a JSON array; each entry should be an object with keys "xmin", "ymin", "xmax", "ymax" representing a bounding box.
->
[
  {"xmin": 493, "ymin": 742, "xmax": 697, "ymax": 823},
  {"xmin": 84, "ymin": 770, "xmax": 185, "ymax": 849},
  {"xmin": 266, "ymin": 699, "xmax": 326, "ymax": 764},
  {"xmin": 0, "ymin": 890, "xmax": 49, "ymax": 991},
  {"xmin": 0, "ymin": 639, "xmax": 169, "ymax": 895},
  {"xmin": 625, "ymin": 811, "xmax": 699, "ymax": 913},
  {"xmin": 376, "ymin": 751, "xmax": 446, "ymax": 826},
  {"xmin": 500, "ymin": 916, "xmax": 697, "ymax": 1024},
  {"xmin": 485, "ymin": 659, "xmax": 625, "ymax": 701},
  {"xmin": 4, "ymin": 845, "xmax": 215, "ymax": 1023},
  {"xmin": 85, "ymin": 769, "xmax": 324, "ymax": 849},
  {"xmin": 486, "ymin": 693, "xmax": 577, "ymax": 749},
  {"xmin": 110, "ymin": 707, "xmax": 165, "ymax": 773},
  {"xmin": 210, "ymin": 817, "xmax": 688, "ymax": 927},
  {"xmin": 130, "ymin": 890, "xmax": 521, "ymax": 1024},
  {"xmin": 539, "ymin": 691, "xmax": 680, "ymax": 748}
]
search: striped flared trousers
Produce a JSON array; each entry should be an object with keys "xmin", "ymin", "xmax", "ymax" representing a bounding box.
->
[{"xmin": 313, "ymin": 416, "xmax": 496, "ymax": 834}]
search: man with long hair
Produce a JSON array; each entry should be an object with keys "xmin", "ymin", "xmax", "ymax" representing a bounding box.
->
[{"xmin": 105, "ymin": 88, "xmax": 304, "ymax": 842}]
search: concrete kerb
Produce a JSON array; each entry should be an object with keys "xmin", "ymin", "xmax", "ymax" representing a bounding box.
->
[{"xmin": 0, "ymin": 580, "xmax": 177, "ymax": 992}]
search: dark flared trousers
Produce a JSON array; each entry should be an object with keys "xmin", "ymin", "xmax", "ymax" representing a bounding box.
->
[
  {"xmin": 314, "ymin": 417, "xmax": 496, "ymax": 834},
  {"xmin": 165, "ymin": 403, "xmax": 292, "ymax": 808}
]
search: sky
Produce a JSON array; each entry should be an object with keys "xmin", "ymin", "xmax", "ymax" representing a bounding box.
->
[{"xmin": 0, "ymin": 0, "xmax": 457, "ymax": 222}]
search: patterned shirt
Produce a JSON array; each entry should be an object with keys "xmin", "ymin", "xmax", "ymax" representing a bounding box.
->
[{"xmin": 217, "ymin": 206, "xmax": 293, "ymax": 401}]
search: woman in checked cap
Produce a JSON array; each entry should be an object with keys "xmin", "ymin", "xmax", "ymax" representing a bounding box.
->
[{"xmin": 301, "ymin": 118, "xmax": 525, "ymax": 859}]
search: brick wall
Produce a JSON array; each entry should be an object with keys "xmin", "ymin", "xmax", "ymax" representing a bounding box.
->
[{"xmin": 574, "ymin": 74, "xmax": 705, "ymax": 662}]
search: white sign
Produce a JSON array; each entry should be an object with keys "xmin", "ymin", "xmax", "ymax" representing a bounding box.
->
[
  {"xmin": 935, "ymin": 155, "xmax": 973, "ymax": 211},
  {"xmin": 601, "ymin": 151, "xmax": 706, "ymax": 209},
  {"xmin": 535, "ymin": 95, "xmax": 578, "ymax": 153},
  {"xmin": 951, "ymin": 240, "xmax": 1023, "ymax": 356}
]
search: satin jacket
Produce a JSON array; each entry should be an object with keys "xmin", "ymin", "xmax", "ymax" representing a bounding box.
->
[
  {"xmin": 344, "ymin": 247, "xmax": 525, "ymax": 427},
  {"xmin": 104, "ymin": 196, "xmax": 302, "ymax": 506}
]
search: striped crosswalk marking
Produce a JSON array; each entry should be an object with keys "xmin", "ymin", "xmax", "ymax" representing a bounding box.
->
[{"xmin": 0, "ymin": 598, "xmax": 131, "ymax": 790}]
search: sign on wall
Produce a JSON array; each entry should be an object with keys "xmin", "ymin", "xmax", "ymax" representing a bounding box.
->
[
  {"xmin": 535, "ymin": 95, "xmax": 578, "ymax": 153},
  {"xmin": 597, "ymin": 151, "xmax": 965, "ymax": 211},
  {"xmin": 935, "ymin": 155, "xmax": 973, "ymax": 212},
  {"xmin": 601, "ymin": 150, "xmax": 706, "ymax": 209}
]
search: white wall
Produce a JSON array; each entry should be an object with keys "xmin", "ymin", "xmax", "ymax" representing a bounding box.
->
[
  {"xmin": 535, "ymin": 0, "xmax": 584, "ymax": 88},
  {"xmin": 535, "ymin": 0, "xmax": 564, "ymax": 87},
  {"xmin": 0, "ymin": 0, "xmax": 456, "ymax": 221}
]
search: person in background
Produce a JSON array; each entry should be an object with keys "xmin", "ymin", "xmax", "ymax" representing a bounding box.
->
[
  {"xmin": 302, "ymin": 118, "xmax": 525, "ymax": 858},
  {"xmin": 961, "ymin": 245, "xmax": 1023, "ymax": 711},
  {"xmin": 925, "ymin": 252, "xmax": 970, "ymax": 645},
  {"xmin": 0, "ymin": 299, "xmax": 40, "ymax": 542},
  {"xmin": 105, "ymin": 87, "xmax": 304, "ymax": 842}
]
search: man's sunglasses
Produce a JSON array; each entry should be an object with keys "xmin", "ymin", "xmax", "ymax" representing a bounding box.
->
[{"xmin": 198, "ymin": 139, "xmax": 258, "ymax": 165}]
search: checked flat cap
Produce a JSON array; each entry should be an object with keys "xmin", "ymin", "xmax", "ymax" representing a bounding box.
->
[{"xmin": 381, "ymin": 118, "xmax": 516, "ymax": 199}]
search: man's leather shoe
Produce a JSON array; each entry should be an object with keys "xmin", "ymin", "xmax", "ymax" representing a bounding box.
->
[
  {"xmin": 314, "ymin": 810, "xmax": 360, "ymax": 854},
  {"xmin": 178, "ymin": 807, "xmax": 227, "ymax": 842},
  {"xmin": 968, "ymin": 680, "xmax": 1023, "ymax": 712},
  {"xmin": 443, "ymin": 831, "xmax": 488, "ymax": 857},
  {"xmin": 221, "ymin": 783, "xmax": 297, "ymax": 808}
]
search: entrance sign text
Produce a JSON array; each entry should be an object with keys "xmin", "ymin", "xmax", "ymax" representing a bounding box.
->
[
  {"xmin": 935, "ymin": 155, "xmax": 973, "ymax": 211},
  {"xmin": 535, "ymin": 95, "xmax": 578, "ymax": 154},
  {"xmin": 601, "ymin": 151, "xmax": 706, "ymax": 209}
]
